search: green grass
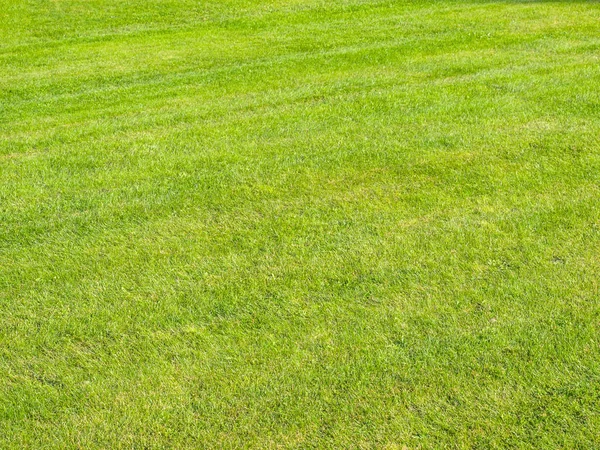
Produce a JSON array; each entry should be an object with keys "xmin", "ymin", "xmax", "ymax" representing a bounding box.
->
[{"xmin": 2, "ymin": 0, "xmax": 600, "ymax": 447}]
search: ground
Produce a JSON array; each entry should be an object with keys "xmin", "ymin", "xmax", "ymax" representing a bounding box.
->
[{"xmin": 1, "ymin": 0, "xmax": 600, "ymax": 448}]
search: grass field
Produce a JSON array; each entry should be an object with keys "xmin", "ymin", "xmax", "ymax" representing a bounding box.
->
[{"xmin": 2, "ymin": 0, "xmax": 600, "ymax": 447}]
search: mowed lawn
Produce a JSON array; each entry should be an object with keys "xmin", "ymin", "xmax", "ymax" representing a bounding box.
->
[{"xmin": 2, "ymin": 0, "xmax": 600, "ymax": 447}]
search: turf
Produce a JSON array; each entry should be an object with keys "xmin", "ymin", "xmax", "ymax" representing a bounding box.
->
[{"xmin": 1, "ymin": 0, "xmax": 600, "ymax": 447}]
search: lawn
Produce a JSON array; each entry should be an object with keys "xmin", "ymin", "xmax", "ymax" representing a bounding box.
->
[{"xmin": 1, "ymin": 0, "xmax": 600, "ymax": 447}]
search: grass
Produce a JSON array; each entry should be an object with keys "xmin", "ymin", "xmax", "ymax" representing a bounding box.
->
[{"xmin": 1, "ymin": 0, "xmax": 600, "ymax": 447}]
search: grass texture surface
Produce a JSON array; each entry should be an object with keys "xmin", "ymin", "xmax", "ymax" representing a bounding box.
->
[{"xmin": 1, "ymin": 0, "xmax": 600, "ymax": 447}]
